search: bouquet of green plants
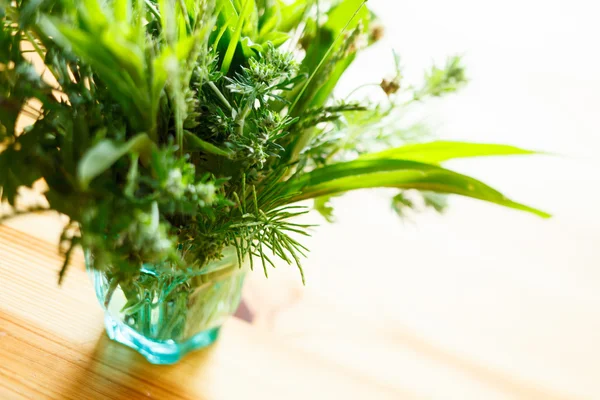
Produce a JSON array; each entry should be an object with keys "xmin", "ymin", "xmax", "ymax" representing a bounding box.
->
[{"xmin": 1, "ymin": 0, "xmax": 547, "ymax": 320}]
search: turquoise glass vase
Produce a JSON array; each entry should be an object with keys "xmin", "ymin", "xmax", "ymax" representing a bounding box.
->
[{"xmin": 86, "ymin": 246, "xmax": 245, "ymax": 364}]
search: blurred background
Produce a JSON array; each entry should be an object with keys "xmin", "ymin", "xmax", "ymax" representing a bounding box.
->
[
  {"xmin": 241, "ymin": 0, "xmax": 600, "ymax": 398},
  {"xmin": 5, "ymin": 0, "xmax": 599, "ymax": 398}
]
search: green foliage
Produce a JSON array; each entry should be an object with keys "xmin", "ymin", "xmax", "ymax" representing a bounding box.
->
[
  {"xmin": 78, "ymin": 134, "xmax": 155, "ymax": 189},
  {"xmin": 414, "ymin": 55, "xmax": 468, "ymax": 100},
  {"xmin": 281, "ymin": 157, "xmax": 549, "ymax": 218},
  {"xmin": 0, "ymin": 0, "xmax": 548, "ymax": 285}
]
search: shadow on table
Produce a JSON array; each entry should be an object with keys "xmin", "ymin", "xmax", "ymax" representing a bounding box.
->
[{"xmin": 61, "ymin": 331, "xmax": 218, "ymax": 399}]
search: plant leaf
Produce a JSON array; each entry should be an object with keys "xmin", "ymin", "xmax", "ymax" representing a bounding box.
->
[
  {"xmin": 221, "ymin": 0, "xmax": 254, "ymax": 74},
  {"xmin": 284, "ymin": 158, "xmax": 550, "ymax": 218},
  {"xmin": 78, "ymin": 134, "xmax": 154, "ymax": 189},
  {"xmin": 285, "ymin": 0, "xmax": 368, "ymax": 163},
  {"xmin": 289, "ymin": 0, "xmax": 368, "ymax": 116},
  {"xmin": 278, "ymin": 0, "xmax": 309, "ymax": 32},
  {"xmin": 360, "ymin": 141, "xmax": 538, "ymax": 164},
  {"xmin": 259, "ymin": 31, "xmax": 289, "ymax": 47},
  {"xmin": 314, "ymin": 195, "xmax": 335, "ymax": 222}
]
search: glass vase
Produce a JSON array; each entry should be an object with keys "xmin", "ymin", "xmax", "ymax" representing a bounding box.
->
[{"xmin": 86, "ymin": 246, "xmax": 246, "ymax": 364}]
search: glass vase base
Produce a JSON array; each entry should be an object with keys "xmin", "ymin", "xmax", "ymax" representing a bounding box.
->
[{"xmin": 103, "ymin": 314, "xmax": 221, "ymax": 365}]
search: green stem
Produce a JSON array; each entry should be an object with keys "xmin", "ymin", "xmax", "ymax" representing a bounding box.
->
[
  {"xmin": 158, "ymin": 294, "xmax": 185, "ymax": 340},
  {"xmin": 144, "ymin": 0, "xmax": 161, "ymax": 21},
  {"xmin": 140, "ymin": 291, "xmax": 152, "ymax": 336},
  {"xmin": 236, "ymin": 103, "xmax": 251, "ymax": 137},
  {"xmin": 103, "ymin": 277, "xmax": 120, "ymax": 308},
  {"xmin": 208, "ymin": 82, "xmax": 232, "ymax": 111}
]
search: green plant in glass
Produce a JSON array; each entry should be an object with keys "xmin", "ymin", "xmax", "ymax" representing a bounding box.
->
[{"xmin": 0, "ymin": 0, "xmax": 548, "ymax": 364}]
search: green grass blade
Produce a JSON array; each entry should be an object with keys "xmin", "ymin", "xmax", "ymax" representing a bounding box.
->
[
  {"xmin": 360, "ymin": 141, "xmax": 539, "ymax": 164},
  {"xmin": 287, "ymin": 0, "xmax": 367, "ymax": 116},
  {"xmin": 220, "ymin": 0, "xmax": 253, "ymax": 74}
]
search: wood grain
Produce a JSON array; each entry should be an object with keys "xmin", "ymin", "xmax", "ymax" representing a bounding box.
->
[
  {"xmin": 1, "ymin": 214, "xmax": 588, "ymax": 399},
  {"xmin": 0, "ymin": 225, "xmax": 408, "ymax": 400}
]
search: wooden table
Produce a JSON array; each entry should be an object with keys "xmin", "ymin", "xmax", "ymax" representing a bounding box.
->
[
  {"xmin": 0, "ymin": 224, "xmax": 404, "ymax": 399},
  {"xmin": 1, "ymin": 205, "xmax": 595, "ymax": 399}
]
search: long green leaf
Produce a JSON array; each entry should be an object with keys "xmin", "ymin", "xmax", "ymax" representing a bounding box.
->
[
  {"xmin": 288, "ymin": 159, "xmax": 435, "ymax": 188},
  {"xmin": 360, "ymin": 141, "xmax": 538, "ymax": 164},
  {"xmin": 221, "ymin": 0, "xmax": 253, "ymax": 74},
  {"xmin": 305, "ymin": 0, "xmax": 370, "ymax": 110},
  {"xmin": 288, "ymin": 0, "xmax": 367, "ymax": 116},
  {"xmin": 211, "ymin": 0, "xmax": 238, "ymax": 54},
  {"xmin": 284, "ymin": 158, "xmax": 550, "ymax": 218},
  {"xmin": 286, "ymin": 0, "xmax": 367, "ymax": 163}
]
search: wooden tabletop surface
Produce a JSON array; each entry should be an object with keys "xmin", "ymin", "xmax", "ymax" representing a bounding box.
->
[
  {"xmin": 0, "ymin": 224, "xmax": 407, "ymax": 400},
  {"xmin": 2, "ymin": 207, "xmax": 597, "ymax": 399}
]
